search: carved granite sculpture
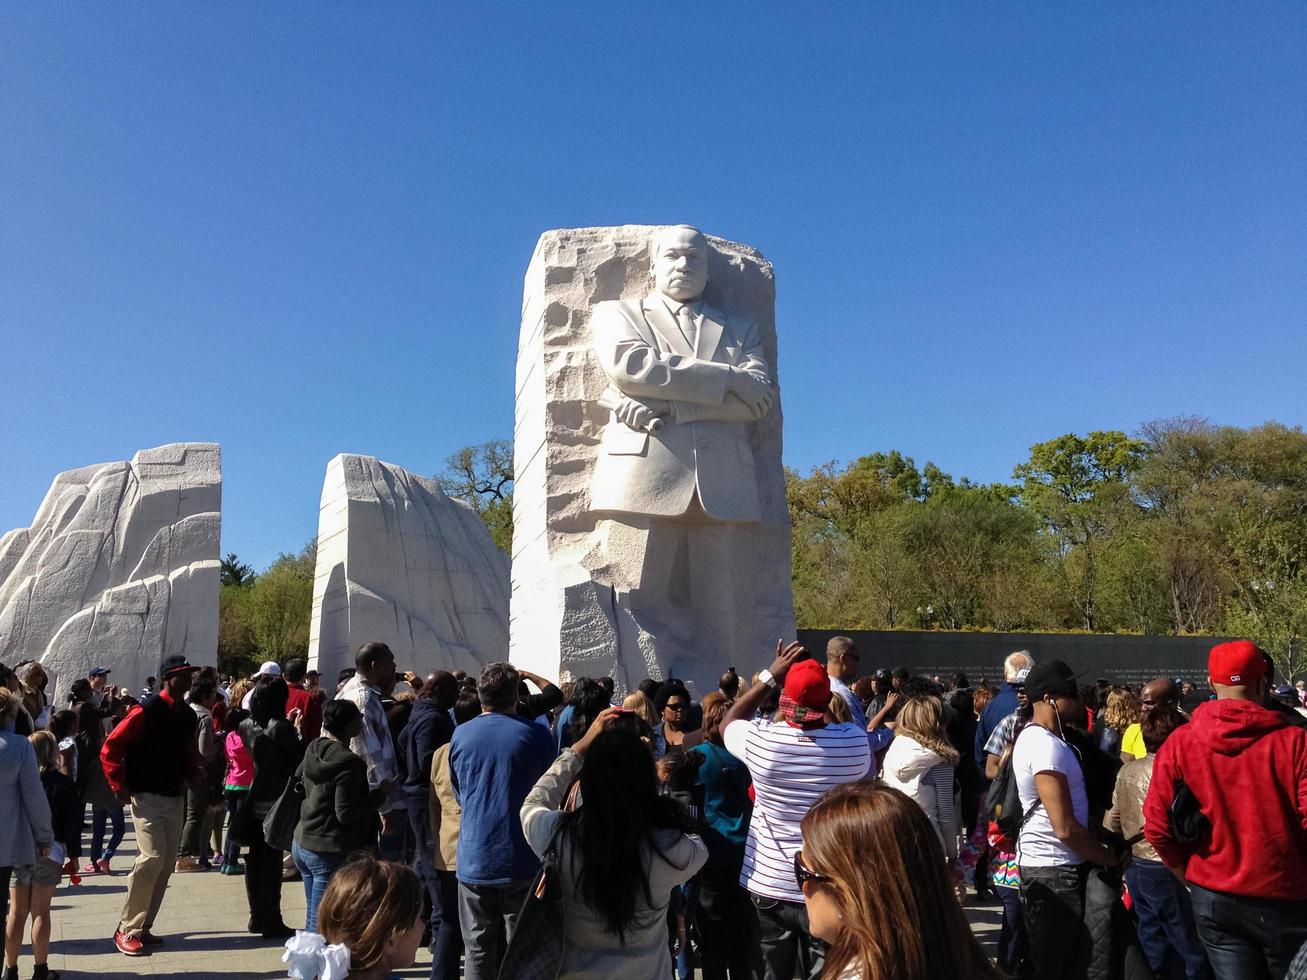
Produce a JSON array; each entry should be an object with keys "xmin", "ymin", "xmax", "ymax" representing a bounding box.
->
[
  {"xmin": 0, "ymin": 443, "xmax": 221, "ymax": 701},
  {"xmin": 512, "ymin": 225, "xmax": 795, "ymax": 694},
  {"xmin": 306, "ymin": 454, "xmax": 510, "ymax": 682}
]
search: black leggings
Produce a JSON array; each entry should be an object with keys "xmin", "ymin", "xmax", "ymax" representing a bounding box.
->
[{"xmin": 242, "ymin": 818, "xmax": 284, "ymax": 931}]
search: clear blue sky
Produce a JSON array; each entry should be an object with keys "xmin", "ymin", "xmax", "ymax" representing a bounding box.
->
[{"xmin": 3, "ymin": 4, "xmax": 1305, "ymax": 571}]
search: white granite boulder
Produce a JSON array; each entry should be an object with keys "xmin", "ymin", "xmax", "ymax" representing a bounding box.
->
[
  {"xmin": 0, "ymin": 443, "xmax": 221, "ymax": 700},
  {"xmin": 306, "ymin": 454, "xmax": 510, "ymax": 682},
  {"xmin": 512, "ymin": 225, "xmax": 795, "ymax": 696}
]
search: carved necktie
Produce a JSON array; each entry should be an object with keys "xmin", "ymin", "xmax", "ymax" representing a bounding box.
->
[{"xmin": 676, "ymin": 305, "xmax": 698, "ymax": 352}]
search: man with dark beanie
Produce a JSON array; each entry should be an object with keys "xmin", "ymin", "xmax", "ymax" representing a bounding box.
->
[
  {"xmin": 100, "ymin": 655, "xmax": 202, "ymax": 957},
  {"xmin": 1144, "ymin": 640, "xmax": 1307, "ymax": 979}
]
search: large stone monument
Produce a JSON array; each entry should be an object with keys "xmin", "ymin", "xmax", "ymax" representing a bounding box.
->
[
  {"xmin": 512, "ymin": 225, "xmax": 794, "ymax": 694},
  {"xmin": 306, "ymin": 454, "xmax": 510, "ymax": 682},
  {"xmin": 0, "ymin": 443, "xmax": 221, "ymax": 700}
]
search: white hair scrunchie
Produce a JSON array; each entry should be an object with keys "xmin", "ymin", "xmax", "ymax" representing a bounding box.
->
[{"xmin": 284, "ymin": 930, "xmax": 351, "ymax": 980}]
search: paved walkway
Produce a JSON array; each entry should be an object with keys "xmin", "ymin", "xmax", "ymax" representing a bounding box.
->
[{"xmin": 10, "ymin": 824, "xmax": 1001, "ymax": 978}]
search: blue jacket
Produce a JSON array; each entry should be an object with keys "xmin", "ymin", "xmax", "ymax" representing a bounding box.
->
[
  {"xmin": 974, "ymin": 682, "xmax": 1018, "ymax": 772},
  {"xmin": 398, "ymin": 698, "xmax": 455, "ymax": 804}
]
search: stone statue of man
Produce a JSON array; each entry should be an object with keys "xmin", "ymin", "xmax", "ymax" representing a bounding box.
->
[{"xmin": 589, "ymin": 225, "xmax": 776, "ymax": 521}]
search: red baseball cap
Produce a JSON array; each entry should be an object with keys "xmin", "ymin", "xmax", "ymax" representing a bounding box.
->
[
  {"xmin": 778, "ymin": 658, "xmax": 831, "ymax": 727},
  {"xmin": 1208, "ymin": 640, "xmax": 1267, "ymax": 686}
]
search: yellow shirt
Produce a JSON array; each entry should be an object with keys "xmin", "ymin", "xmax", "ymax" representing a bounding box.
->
[{"xmin": 1121, "ymin": 723, "xmax": 1146, "ymax": 759}]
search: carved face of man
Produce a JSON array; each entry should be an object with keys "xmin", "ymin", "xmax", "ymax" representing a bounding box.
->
[{"xmin": 652, "ymin": 226, "xmax": 709, "ymax": 302}]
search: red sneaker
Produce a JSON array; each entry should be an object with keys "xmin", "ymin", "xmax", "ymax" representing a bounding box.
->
[
  {"xmin": 140, "ymin": 930, "xmax": 164, "ymax": 947},
  {"xmin": 95, "ymin": 858, "xmax": 112, "ymax": 874},
  {"xmin": 113, "ymin": 931, "xmax": 149, "ymax": 957}
]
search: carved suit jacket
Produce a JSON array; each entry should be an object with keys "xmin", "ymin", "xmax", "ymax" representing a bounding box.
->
[{"xmin": 589, "ymin": 293, "xmax": 771, "ymax": 522}]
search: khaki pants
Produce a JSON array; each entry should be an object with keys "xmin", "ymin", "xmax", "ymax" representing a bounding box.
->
[{"xmin": 118, "ymin": 791, "xmax": 186, "ymax": 937}]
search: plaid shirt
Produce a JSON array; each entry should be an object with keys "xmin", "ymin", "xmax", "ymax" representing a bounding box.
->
[{"xmin": 337, "ymin": 676, "xmax": 399, "ymax": 812}]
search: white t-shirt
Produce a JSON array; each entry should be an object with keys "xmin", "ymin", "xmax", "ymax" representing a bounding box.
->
[
  {"xmin": 723, "ymin": 718, "xmax": 872, "ymax": 902},
  {"xmin": 1012, "ymin": 724, "xmax": 1088, "ymax": 868}
]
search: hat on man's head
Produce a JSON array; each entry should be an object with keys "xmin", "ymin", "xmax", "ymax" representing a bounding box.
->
[
  {"xmin": 1013, "ymin": 667, "xmax": 1031, "ymax": 687},
  {"xmin": 160, "ymin": 655, "xmax": 199, "ymax": 678},
  {"xmin": 87, "ymin": 666, "xmax": 112, "ymax": 678},
  {"xmin": 1024, "ymin": 660, "xmax": 1078, "ymax": 704},
  {"xmin": 778, "ymin": 658, "xmax": 831, "ymax": 727},
  {"xmin": 874, "ymin": 669, "xmax": 892, "ymax": 683},
  {"xmin": 1208, "ymin": 641, "xmax": 1267, "ymax": 687},
  {"xmin": 255, "ymin": 661, "xmax": 282, "ymax": 678}
]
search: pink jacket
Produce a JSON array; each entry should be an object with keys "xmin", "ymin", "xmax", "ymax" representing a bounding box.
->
[{"xmin": 224, "ymin": 730, "xmax": 254, "ymax": 790}]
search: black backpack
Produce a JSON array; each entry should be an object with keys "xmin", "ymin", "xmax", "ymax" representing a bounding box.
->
[{"xmin": 984, "ymin": 729, "xmax": 1045, "ymax": 838}]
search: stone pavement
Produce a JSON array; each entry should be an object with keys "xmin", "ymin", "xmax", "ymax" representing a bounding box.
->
[{"xmin": 10, "ymin": 824, "xmax": 1001, "ymax": 979}]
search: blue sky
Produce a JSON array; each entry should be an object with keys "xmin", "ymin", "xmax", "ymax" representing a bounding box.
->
[{"xmin": 3, "ymin": 4, "xmax": 1305, "ymax": 570}]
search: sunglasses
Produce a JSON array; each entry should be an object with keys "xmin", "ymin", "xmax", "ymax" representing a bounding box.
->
[{"xmin": 793, "ymin": 851, "xmax": 832, "ymax": 889}]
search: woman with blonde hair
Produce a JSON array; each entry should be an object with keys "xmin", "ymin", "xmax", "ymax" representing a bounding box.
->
[
  {"xmin": 283, "ymin": 856, "xmax": 425, "ymax": 980},
  {"xmin": 1092, "ymin": 686, "xmax": 1139, "ymax": 758},
  {"xmin": 879, "ymin": 696, "xmax": 959, "ymax": 865},
  {"xmin": 796, "ymin": 782, "xmax": 1003, "ymax": 980},
  {"xmin": 621, "ymin": 690, "xmax": 659, "ymax": 728}
]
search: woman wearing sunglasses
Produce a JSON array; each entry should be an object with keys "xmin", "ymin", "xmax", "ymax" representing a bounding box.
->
[{"xmin": 794, "ymin": 781, "xmax": 1002, "ymax": 980}]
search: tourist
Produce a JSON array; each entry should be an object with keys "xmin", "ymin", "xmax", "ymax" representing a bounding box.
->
[
  {"xmin": 13, "ymin": 663, "xmax": 51, "ymax": 732},
  {"xmin": 140, "ymin": 676, "xmax": 156, "ymax": 699},
  {"xmin": 981, "ymin": 692, "xmax": 1034, "ymax": 978},
  {"xmin": 426, "ymin": 692, "xmax": 478, "ymax": 980},
  {"xmin": 176, "ymin": 676, "xmax": 220, "ymax": 872},
  {"xmin": 448, "ymin": 662, "xmax": 554, "ymax": 980},
  {"xmin": 797, "ymin": 781, "xmax": 1004, "ymax": 980},
  {"xmin": 1013, "ymin": 659, "xmax": 1122, "ymax": 980},
  {"xmin": 0, "ymin": 687, "xmax": 52, "ymax": 947},
  {"xmin": 396, "ymin": 671, "xmax": 457, "ymax": 966},
  {"xmin": 721, "ymin": 642, "xmax": 873, "ymax": 980},
  {"xmin": 825, "ymin": 635, "xmax": 867, "ymax": 728},
  {"xmin": 4, "ymin": 731, "xmax": 75, "ymax": 980},
  {"xmin": 79, "ymin": 676, "xmax": 127, "ymax": 875},
  {"xmin": 974, "ymin": 650, "xmax": 1034, "ymax": 773},
  {"xmin": 101, "ymin": 654, "xmax": 204, "ymax": 957},
  {"xmin": 653, "ymin": 680, "xmax": 700, "ymax": 757},
  {"xmin": 1144, "ymin": 640, "xmax": 1307, "ymax": 978},
  {"xmin": 719, "ymin": 666, "xmax": 742, "ymax": 700},
  {"xmin": 515, "ymin": 667, "xmax": 565, "ymax": 722},
  {"xmin": 240, "ymin": 675, "xmax": 304, "ymax": 939},
  {"xmin": 292, "ymin": 699, "xmax": 386, "ymax": 932},
  {"xmin": 555, "ymin": 677, "xmax": 611, "ymax": 755},
  {"xmin": 283, "ymin": 856, "xmax": 425, "ymax": 980},
  {"xmin": 219, "ymin": 706, "xmax": 253, "ymax": 875},
  {"xmin": 1120, "ymin": 677, "xmax": 1179, "ymax": 762},
  {"xmin": 621, "ymin": 690, "xmax": 659, "ymax": 728},
  {"xmin": 284, "ymin": 659, "xmax": 323, "ymax": 741},
  {"xmin": 687, "ymin": 694, "xmax": 756, "ymax": 980},
  {"xmin": 1092, "ymin": 685, "xmax": 1139, "ymax": 758},
  {"xmin": 518, "ymin": 706, "xmax": 708, "ymax": 979},
  {"xmin": 242, "ymin": 661, "xmax": 283, "ymax": 708},
  {"xmin": 336, "ymin": 643, "xmax": 402, "ymax": 851},
  {"xmin": 865, "ymin": 669, "xmax": 893, "ymax": 719},
  {"xmin": 1104, "ymin": 705, "xmax": 1211, "ymax": 979},
  {"xmin": 880, "ymin": 695, "xmax": 960, "ymax": 868}
]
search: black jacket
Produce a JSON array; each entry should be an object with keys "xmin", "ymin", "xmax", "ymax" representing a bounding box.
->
[
  {"xmin": 397, "ymin": 698, "xmax": 455, "ymax": 803},
  {"xmin": 241, "ymin": 717, "xmax": 304, "ymax": 805},
  {"xmin": 293, "ymin": 737, "xmax": 384, "ymax": 854}
]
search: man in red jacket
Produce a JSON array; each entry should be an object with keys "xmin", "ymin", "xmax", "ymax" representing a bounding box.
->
[{"xmin": 1143, "ymin": 640, "xmax": 1307, "ymax": 980}]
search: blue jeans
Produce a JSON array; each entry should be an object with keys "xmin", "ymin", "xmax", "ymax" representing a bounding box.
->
[
  {"xmin": 91, "ymin": 805, "xmax": 126, "ymax": 862},
  {"xmin": 223, "ymin": 790, "xmax": 247, "ymax": 866},
  {"xmin": 291, "ymin": 841, "xmax": 346, "ymax": 934},
  {"xmin": 1189, "ymin": 883, "xmax": 1307, "ymax": 980},
  {"xmin": 1126, "ymin": 859, "xmax": 1211, "ymax": 980}
]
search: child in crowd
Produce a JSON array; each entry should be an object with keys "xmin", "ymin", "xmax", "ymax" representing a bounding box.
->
[{"xmin": 220, "ymin": 706, "xmax": 254, "ymax": 875}]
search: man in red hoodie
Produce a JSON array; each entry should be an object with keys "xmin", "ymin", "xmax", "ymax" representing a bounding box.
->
[{"xmin": 1143, "ymin": 640, "xmax": 1307, "ymax": 980}]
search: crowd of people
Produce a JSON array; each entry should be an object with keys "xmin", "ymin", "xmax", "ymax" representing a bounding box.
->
[{"xmin": 1, "ymin": 636, "xmax": 1306, "ymax": 980}]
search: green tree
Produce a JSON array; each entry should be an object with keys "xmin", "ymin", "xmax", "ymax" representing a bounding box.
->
[
  {"xmin": 220, "ymin": 552, "xmax": 255, "ymax": 588},
  {"xmin": 1014, "ymin": 432, "xmax": 1147, "ymax": 630},
  {"xmin": 245, "ymin": 539, "xmax": 316, "ymax": 664},
  {"xmin": 440, "ymin": 440, "xmax": 513, "ymax": 553}
]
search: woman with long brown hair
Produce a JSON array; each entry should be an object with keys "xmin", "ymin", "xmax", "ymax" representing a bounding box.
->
[{"xmin": 796, "ymin": 781, "xmax": 1003, "ymax": 980}]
